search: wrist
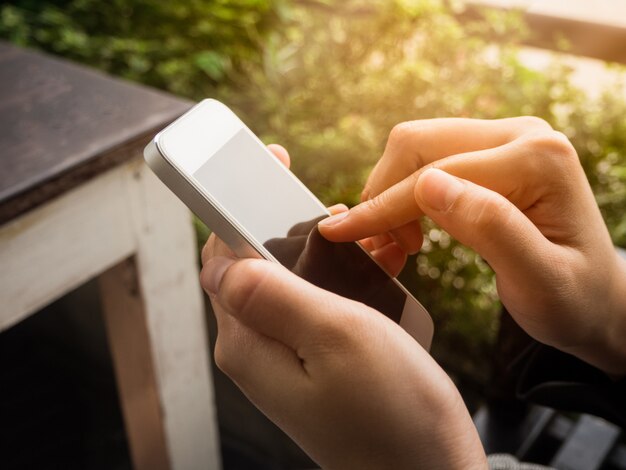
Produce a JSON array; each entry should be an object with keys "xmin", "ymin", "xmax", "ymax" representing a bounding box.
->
[
  {"xmin": 604, "ymin": 253, "xmax": 626, "ymax": 377},
  {"xmin": 425, "ymin": 395, "xmax": 488, "ymax": 470},
  {"xmin": 569, "ymin": 251, "xmax": 626, "ymax": 377}
]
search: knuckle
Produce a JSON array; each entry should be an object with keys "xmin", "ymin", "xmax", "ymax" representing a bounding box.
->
[
  {"xmin": 388, "ymin": 121, "xmax": 417, "ymax": 145},
  {"xmin": 213, "ymin": 318, "xmax": 235, "ymax": 375},
  {"xmin": 546, "ymin": 131, "xmax": 579, "ymax": 162},
  {"xmin": 387, "ymin": 121, "xmax": 427, "ymax": 156},
  {"xmin": 514, "ymin": 115, "xmax": 553, "ymax": 132},
  {"xmin": 523, "ymin": 130, "xmax": 580, "ymax": 172},
  {"xmin": 527, "ymin": 129, "xmax": 574, "ymax": 153},
  {"xmin": 214, "ymin": 338, "xmax": 241, "ymax": 379},
  {"xmin": 467, "ymin": 193, "xmax": 514, "ymax": 236},
  {"xmin": 213, "ymin": 321, "xmax": 248, "ymax": 378},
  {"xmin": 220, "ymin": 259, "xmax": 271, "ymax": 320},
  {"xmin": 213, "ymin": 338, "xmax": 230, "ymax": 374}
]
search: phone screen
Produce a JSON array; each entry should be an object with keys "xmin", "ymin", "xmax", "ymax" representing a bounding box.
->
[
  {"xmin": 193, "ymin": 128, "xmax": 325, "ymax": 244},
  {"xmin": 192, "ymin": 127, "xmax": 406, "ymax": 323}
]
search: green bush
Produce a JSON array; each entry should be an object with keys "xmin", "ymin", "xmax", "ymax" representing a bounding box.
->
[
  {"xmin": 4, "ymin": 0, "xmax": 625, "ymax": 387},
  {"xmin": 222, "ymin": 0, "xmax": 626, "ymax": 381},
  {"xmin": 0, "ymin": 0, "xmax": 288, "ymax": 95}
]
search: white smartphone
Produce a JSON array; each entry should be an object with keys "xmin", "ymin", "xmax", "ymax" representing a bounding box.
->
[{"xmin": 144, "ymin": 99, "xmax": 433, "ymax": 350}]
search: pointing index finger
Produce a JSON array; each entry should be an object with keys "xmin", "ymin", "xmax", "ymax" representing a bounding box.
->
[
  {"xmin": 319, "ymin": 129, "xmax": 560, "ymax": 243},
  {"xmin": 319, "ymin": 173, "xmax": 423, "ymax": 242}
]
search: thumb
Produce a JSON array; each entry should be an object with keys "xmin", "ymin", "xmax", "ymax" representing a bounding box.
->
[
  {"xmin": 202, "ymin": 257, "xmax": 363, "ymax": 350},
  {"xmin": 414, "ymin": 168, "xmax": 549, "ymax": 277}
]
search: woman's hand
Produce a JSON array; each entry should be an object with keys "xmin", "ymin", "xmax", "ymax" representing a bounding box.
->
[
  {"xmin": 199, "ymin": 144, "xmax": 487, "ymax": 469},
  {"xmin": 201, "ymin": 245, "xmax": 486, "ymax": 470},
  {"xmin": 318, "ymin": 117, "xmax": 626, "ymax": 376}
]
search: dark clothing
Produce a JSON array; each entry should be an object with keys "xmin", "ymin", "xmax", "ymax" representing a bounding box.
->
[{"xmin": 517, "ymin": 342, "xmax": 626, "ymax": 429}]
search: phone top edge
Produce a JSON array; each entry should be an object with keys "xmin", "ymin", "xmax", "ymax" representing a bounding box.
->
[
  {"xmin": 158, "ymin": 100, "xmax": 243, "ymax": 174},
  {"xmin": 150, "ymin": 101, "xmax": 282, "ymax": 256},
  {"xmin": 144, "ymin": 135, "xmax": 278, "ymax": 262},
  {"xmin": 157, "ymin": 100, "xmax": 329, "ymax": 215}
]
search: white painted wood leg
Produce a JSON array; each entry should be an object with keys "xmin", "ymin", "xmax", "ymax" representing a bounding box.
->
[
  {"xmin": 0, "ymin": 159, "xmax": 221, "ymax": 470},
  {"xmin": 99, "ymin": 257, "xmax": 171, "ymax": 470},
  {"xmin": 100, "ymin": 159, "xmax": 221, "ymax": 470}
]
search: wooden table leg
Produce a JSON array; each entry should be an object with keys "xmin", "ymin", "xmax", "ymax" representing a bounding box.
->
[
  {"xmin": 99, "ymin": 160, "xmax": 221, "ymax": 470},
  {"xmin": 100, "ymin": 257, "xmax": 171, "ymax": 470}
]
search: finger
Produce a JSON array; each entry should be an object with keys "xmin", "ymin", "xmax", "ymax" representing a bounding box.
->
[
  {"xmin": 358, "ymin": 235, "xmax": 408, "ymax": 276},
  {"xmin": 369, "ymin": 242, "xmax": 407, "ymax": 278},
  {"xmin": 201, "ymin": 234, "xmax": 235, "ymax": 265},
  {"xmin": 358, "ymin": 233, "xmax": 396, "ymax": 252},
  {"xmin": 362, "ymin": 117, "xmax": 552, "ymax": 201},
  {"xmin": 371, "ymin": 233, "xmax": 395, "ymax": 250},
  {"xmin": 267, "ymin": 143, "xmax": 290, "ymax": 169},
  {"xmin": 327, "ymin": 203, "xmax": 349, "ymax": 215},
  {"xmin": 319, "ymin": 172, "xmax": 425, "ymax": 242},
  {"xmin": 201, "ymin": 234, "xmax": 217, "ymax": 265},
  {"xmin": 414, "ymin": 168, "xmax": 549, "ymax": 277},
  {"xmin": 359, "ymin": 237, "xmax": 376, "ymax": 252},
  {"xmin": 201, "ymin": 257, "xmax": 366, "ymax": 352},
  {"xmin": 319, "ymin": 130, "xmax": 571, "ymax": 242},
  {"xmin": 388, "ymin": 220, "xmax": 424, "ymax": 255},
  {"xmin": 361, "ymin": 118, "xmax": 552, "ymax": 251}
]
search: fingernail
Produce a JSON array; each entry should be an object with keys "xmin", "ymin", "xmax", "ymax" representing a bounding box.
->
[
  {"xmin": 418, "ymin": 168, "xmax": 465, "ymax": 212},
  {"xmin": 204, "ymin": 256, "xmax": 236, "ymax": 295},
  {"xmin": 318, "ymin": 211, "xmax": 349, "ymax": 227}
]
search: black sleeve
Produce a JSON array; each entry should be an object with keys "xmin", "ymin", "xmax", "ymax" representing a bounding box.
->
[{"xmin": 516, "ymin": 342, "xmax": 626, "ymax": 428}]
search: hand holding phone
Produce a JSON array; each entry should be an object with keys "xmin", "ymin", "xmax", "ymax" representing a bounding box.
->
[
  {"xmin": 201, "ymin": 245, "xmax": 487, "ymax": 470},
  {"xmin": 144, "ymin": 99, "xmax": 433, "ymax": 349}
]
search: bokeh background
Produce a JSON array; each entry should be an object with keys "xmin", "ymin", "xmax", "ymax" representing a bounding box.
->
[
  {"xmin": 4, "ymin": 0, "xmax": 624, "ymax": 394},
  {"xmin": 2, "ymin": 0, "xmax": 624, "ymax": 465}
]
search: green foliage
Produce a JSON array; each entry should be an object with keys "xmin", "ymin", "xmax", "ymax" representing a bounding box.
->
[
  {"xmin": 563, "ymin": 88, "xmax": 626, "ymax": 245},
  {"xmin": 5, "ymin": 0, "xmax": 625, "ymax": 384},
  {"xmin": 0, "ymin": 0, "xmax": 289, "ymax": 96},
  {"xmin": 221, "ymin": 0, "xmax": 626, "ymax": 378}
]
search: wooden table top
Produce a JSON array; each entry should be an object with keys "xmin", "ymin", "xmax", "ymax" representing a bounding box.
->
[{"xmin": 0, "ymin": 42, "xmax": 192, "ymax": 224}]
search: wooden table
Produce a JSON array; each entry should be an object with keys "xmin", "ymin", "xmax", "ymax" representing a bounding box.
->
[{"xmin": 0, "ymin": 42, "xmax": 221, "ymax": 470}]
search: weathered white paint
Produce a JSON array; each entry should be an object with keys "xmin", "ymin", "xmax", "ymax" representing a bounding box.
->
[
  {"xmin": 0, "ymin": 159, "xmax": 221, "ymax": 470},
  {"xmin": 0, "ymin": 167, "xmax": 135, "ymax": 330},
  {"xmin": 100, "ymin": 257, "xmax": 172, "ymax": 470},
  {"xmin": 119, "ymin": 159, "xmax": 221, "ymax": 470}
]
